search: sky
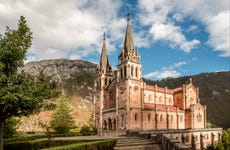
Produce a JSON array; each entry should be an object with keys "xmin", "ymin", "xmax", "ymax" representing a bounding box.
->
[{"xmin": 0, "ymin": 0, "xmax": 229, "ymax": 80}]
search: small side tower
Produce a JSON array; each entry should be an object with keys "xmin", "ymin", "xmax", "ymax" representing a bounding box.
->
[{"xmin": 94, "ymin": 33, "xmax": 114, "ymax": 134}]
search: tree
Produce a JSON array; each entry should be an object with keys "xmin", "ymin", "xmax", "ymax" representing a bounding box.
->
[
  {"xmin": 50, "ymin": 94, "xmax": 75, "ymax": 134},
  {"xmin": 3, "ymin": 118, "xmax": 21, "ymax": 138},
  {"xmin": 0, "ymin": 16, "xmax": 59, "ymax": 150}
]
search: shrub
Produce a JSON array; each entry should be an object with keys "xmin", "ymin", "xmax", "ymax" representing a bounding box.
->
[
  {"xmin": 91, "ymin": 126, "xmax": 98, "ymax": 135},
  {"xmin": 3, "ymin": 118, "xmax": 21, "ymax": 138},
  {"xmin": 80, "ymin": 126, "xmax": 91, "ymax": 136}
]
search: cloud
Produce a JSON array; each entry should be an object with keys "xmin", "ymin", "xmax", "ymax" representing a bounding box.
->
[
  {"xmin": 186, "ymin": 25, "xmax": 199, "ymax": 33},
  {"xmin": 0, "ymin": 0, "xmax": 124, "ymax": 62},
  {"xmin": 143, "ymin": 59, "xmax": 196, "ymax": 80},
  {"xmin": 138, "ymin": 0, "xmax": 229, "ymax": 57},
  {"xmin": 144, "ymin": 70, "xmax": 181, "ymax": 80},
  {"xmin": 149, "ymin": 23, "xmax": 200, "ymax": 52}
]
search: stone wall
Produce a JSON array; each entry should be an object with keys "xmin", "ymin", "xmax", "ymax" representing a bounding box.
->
[{"xmin": 127, "ymin": 128, "xmax": 222, "ymax": 150}]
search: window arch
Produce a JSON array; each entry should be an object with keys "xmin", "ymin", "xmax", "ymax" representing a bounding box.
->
[
  {"xmin": 148, "ymin": 114, "xmax": 151, "ymax": 122},
  {"xmin": 105, "ymin": 78, "xmax": 107, "ymax": 86},
  {"xmin": 120, "ymin": 68, "xmax": 123, "ymax": 79},
  {"xmin": 135, "ymin": 113, "xmax": 138, "ymax": 121},
  {"xmin": 148, "ymin": 95, "xmax": 151, "ymax": 102},
  {"xmin": 160, "ymin": 114, "xmax": 163, "ymax": 122},
  {"xmin": 171, "ymin": 115, "xmax": 174, "ymax": 122},
  {"xmin": 169, "ymin": 98, "xmax": 172, "ymax": 105},
  {"xmin": 180, "ymin": 116, "xmax": 183, "ymax": 122},
  {"xmin": 135, "ymin": 67, "xmax": 138, "ymax": 77},
  {"xmin": 124, "ymin": 66, "xmax": 127, "ymax": 78},
  {"xmin": 131, "ymin": 66, "xmax": 133, "ymax": 76},
  {"xmin": 159, "ymin": 96, "xmax": 162, "ymax": 103},
  {"xmin": 197, "ymin": 113, "xmax": 202, "ymax": 122}
]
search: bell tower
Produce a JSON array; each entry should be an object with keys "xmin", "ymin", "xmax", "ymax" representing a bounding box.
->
[
  {"xmin": 118, "ymin": 14, "xmax": 142, "ymax": 81},
  {"xmin": 116, "ymin": 14, "xmax": 143, "ymax": 130}
]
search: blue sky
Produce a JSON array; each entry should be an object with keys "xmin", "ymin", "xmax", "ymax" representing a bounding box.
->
[{"xmin": 0, "ymin": 0, "xmax": 229, "ymax": 80}]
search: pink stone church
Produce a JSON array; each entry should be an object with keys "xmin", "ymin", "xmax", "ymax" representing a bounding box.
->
[{"xmin": 93, "ymin": 16, "xmax": 222, "ymax": 149}]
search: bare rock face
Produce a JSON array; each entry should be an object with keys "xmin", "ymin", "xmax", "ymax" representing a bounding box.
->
[{"xmin": 21, "ymin": 59, "xmax": 97, "ymax": 99}]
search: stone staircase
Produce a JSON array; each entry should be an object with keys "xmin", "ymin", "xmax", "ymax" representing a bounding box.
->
[{"xmin": 114, "ymin": 137, "xmax": 162, "ymax": 150}]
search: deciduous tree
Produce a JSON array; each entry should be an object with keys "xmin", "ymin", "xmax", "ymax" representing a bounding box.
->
[{"xmin": 0, "ymin": 16, "xmax": 58, "ymax": 150}]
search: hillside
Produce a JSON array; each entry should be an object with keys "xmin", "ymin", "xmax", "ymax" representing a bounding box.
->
[
  {"xmin": 21, "ymin": 59, "xmax": 97, "ymax": 98},
  {"xmin": 19, "ymin": 59, "xmax": 97, "ymax": 130},
  {"xmin": 144, "ymin": 71, "xmax": 230, "ymax": 129},
  {"xmin": 20, "ymin": 59, "xmax": 230, "ymax": 130}
]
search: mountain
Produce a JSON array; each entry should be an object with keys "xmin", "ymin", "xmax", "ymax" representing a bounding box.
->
[
  {"xmin": 21, "ymin": 59, "xmax": 97, "ymax": 98},
  {"xmin": 19, "ymin": 59, "xmax": 97, "ymax": 130},
  {"xmin": 20, "ymin": 59, "xmax": 229, "ymax": 130}
]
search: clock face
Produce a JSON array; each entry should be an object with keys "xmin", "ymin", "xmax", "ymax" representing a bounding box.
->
[{"xmin": 134, "ymin": 86, "xmax": 139, "ymax": 91}]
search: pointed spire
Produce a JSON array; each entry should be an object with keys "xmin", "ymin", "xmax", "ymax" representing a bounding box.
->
[
  {"xmin": 99, "ymin": 32, "xmax": 112, "ymax": 74},
  {"xmin": 119, "ymin": 13, "xmax": 136, "ymax": 62},
  {"xmin": 123, "ymin": 13, "xmax": 134, "ymax": 54},
  {"xmin": 99, "ymin": 32, "xmax": 108, "ymax": 73}
]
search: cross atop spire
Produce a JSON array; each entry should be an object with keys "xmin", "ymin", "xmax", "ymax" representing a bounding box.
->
[
  {"xmin": 127, "ymin": 13, "xmax": 130, "ymax": 21},
  {"xmin": 103, "ymin": 32, "xmax": 106, "ymax": 41}
]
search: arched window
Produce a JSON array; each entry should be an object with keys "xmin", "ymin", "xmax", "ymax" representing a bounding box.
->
[
  {"xmin": 186, "ymin": 136, "xmax": 190, "ymax": 142},
  {"xmin": 136, "ymin": 67, "xmax": 138, "ymax": 77},
  {"xmin": 148, "ymin": 95, "xmax": 151, "ymax": 102},
  {"xmin": 148, "ymin": 114, "xmax": 151, "ymax": 122},
  {"xmin": 121, "ymin": 114, "xmax": 125, "ymax": 122},
  {"xmin": 169, "ymin": 98, "xmax": 172, "ymax": 105},
  {"xmin": 120, "ymin": 68, "xmax": 123, "ymax": 79},
  {"xmin": 159, "ymin": 96, "xmax": 162, "ymax": 103},
  {"xmin": 131, "ymin": 66, "xmax": 133, "ymax": 76},
  {"xmin": 135, "ymin": 113, "xmax": 138, "ymax": 121},
  {"xmin": 180, "ymin": 116, "xmax": 183, "ymax": 122},
  {"xmin": 171, "ymin": 115, "xmax": 173, "ymax": 122},
  {"xmin": 124, "ymin": 66, "xmax": 127, "ymax": 78},
  {"xmin": 105, "ymin": 78, "xmax": 107, "ymax": 86},
  {"xmin": 197, "ymin": 113, "xmax": 202, "ymax": 122},
  {"xmin": 160, "ymin": 114, "xmax": 163, "ymax": 122}
]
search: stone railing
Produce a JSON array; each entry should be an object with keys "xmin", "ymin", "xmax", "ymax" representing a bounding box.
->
[
  {"xmin": 100, "ymin": 130, "xmax": 126, "ymax": 136},
  {"xmin": 161, "ymin": 135, "xmax": 192, "ymax": 150}
]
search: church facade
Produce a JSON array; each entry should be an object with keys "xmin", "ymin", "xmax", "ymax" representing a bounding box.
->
[{"xmin": 93, "ymin": 16, "xmax": 222, "ymax": 149}]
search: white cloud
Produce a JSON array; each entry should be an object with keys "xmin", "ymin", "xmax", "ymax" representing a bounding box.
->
[
  {"xmin": 149, "ymin": 23, "xmax": 200, "ymax": 52},
  {"xmin": 144, "ymin": 70, "xmax": 181, "ymax": 80},
  {"xmin": 143, "ymin": 59, "xmax": 196, "ymax": 80},
  {"xmin": 186, "ymin": 25, "xmax": 199, "ymax": 33},
  {"xmin": 138, "ymin": 0, "xmax": 200, "ymax": 53},
  {"xmin": 138, "ymin": 0, "xmax": 229, "ymax": 56},
  {"xmin": 0, "ymin": 0, "xmax": 124, "ymax": 61}
]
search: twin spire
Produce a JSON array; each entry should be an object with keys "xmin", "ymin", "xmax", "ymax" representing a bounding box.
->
[
  {"xmin": 99, "ymin": 32, "xmax": 112, "ymax": 74},
  {"xmin": 99, "ymin": 14, "xmax": 139, "ymax": 74}
]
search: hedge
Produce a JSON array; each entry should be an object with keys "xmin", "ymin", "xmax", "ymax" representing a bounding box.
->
[
  {"xmin": 4, "ymin": 132, "xmax": 82, "ymax": 144},
  {"xmin": 4, "ymin": 140, "xmax": 95, "ymax": 150},
  {"xmin": 41, "ymin": 140, "xmax": 116, "ymax": 150}
]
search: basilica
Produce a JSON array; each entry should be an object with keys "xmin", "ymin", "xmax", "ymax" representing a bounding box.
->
[{"xmin": 93, "ymin": 16, "xmax": 222, "ymax": 149}]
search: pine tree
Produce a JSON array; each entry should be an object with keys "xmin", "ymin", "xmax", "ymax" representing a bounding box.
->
[{"xmin": 50, "ymin": 94, "xmax": 75, "ymax": 134}]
